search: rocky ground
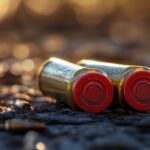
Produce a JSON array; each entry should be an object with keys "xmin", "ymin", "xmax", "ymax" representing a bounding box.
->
[
  {"xmin": 0, "ymin": 29, "xmax": 149, "ymax": 150},
  {"xmin": 0, "ymin": 85, "xmax": 150, "ymax": 150}
]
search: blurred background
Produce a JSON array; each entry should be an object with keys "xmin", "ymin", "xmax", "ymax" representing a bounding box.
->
[{"xmin": 0, "ymin": 0, "xmax": 149, "ymax": 85}]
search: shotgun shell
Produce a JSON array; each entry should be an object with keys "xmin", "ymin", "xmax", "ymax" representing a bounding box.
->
[
  {"xmin": 37, "ymin": 58, "xmax": 114, "ymax": 113},
  {"xmin": 0, "ymin": 119, "xmax": 46, "ymax": 133},
  {"xmin": 78, "ymin": 60, "xmax": 150, "ymax": 112}
]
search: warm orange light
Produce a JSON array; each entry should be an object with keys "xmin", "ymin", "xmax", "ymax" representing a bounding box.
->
[
  {"xmin": 13, "ymin": 44, "xmax": 30, "ymax": 59},
  {"xmin": 36, "ymin": 142, "xmax": 47, "ymax": 150},
  {"xmin": 24, "ymin": 0, "xmax": 61, "ymax": 16},
  {"xmin": 0, "ymin": 0, "xmax": 21, "ymax": 22}
]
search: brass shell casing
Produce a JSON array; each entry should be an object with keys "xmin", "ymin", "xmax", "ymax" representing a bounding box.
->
[
  {"xmin": 78, "ymin": 60, "xmax": 150, "ymax": 112},
  {"xmin": 37, "ymin": 58, "xmax": 114, "ymax": 113}
]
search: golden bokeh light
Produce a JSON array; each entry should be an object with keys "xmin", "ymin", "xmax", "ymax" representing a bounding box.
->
[
  {"xmin": 0, "ymin": 43, "xmax": 10, "ymax": 58},
  {"xmin": 21, "ymin": 74, "xmax": 33, "ymax": 85},
  {"xmin": 42, "ymin": 34, "xmax": 67, "ymax": 53},
  {"xmin": 71, "ymin": 0, "xmax": 117, "ymax": 26},
  {"xmin": 24, "ymin": 0, "xmax": 62, "ymax": 16},
  {"xmin": 0, "ymin": 0, "xmax": 21, "ymax": 22},
  {"xmin": 0, "ymin": 63, "xmax": 5, "ymax": 77},
  {"xmin": 36, "ymin": 142, "xmax": 47, "ymax": 150},
  {"xmin": 11, "ymin": 62, "xmax": 23, "ymax": 76},
  {"xmin": 13, "ymin": 44, "xmax": 30, "ymax": 59},
  {"xmin": 22, "ymin": 59, "xmax": 35, "ymax": 72}
]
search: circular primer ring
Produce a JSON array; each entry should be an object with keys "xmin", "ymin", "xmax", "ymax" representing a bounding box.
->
[
  {"xmin": 73, "ymin": 72, "xmax": 114, "ymax": 113},
  {"xmin": 124, "ymin": 71, "xmax": 150, "ymax": 112}
]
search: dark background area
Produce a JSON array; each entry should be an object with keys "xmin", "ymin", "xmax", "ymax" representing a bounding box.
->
[{"xmin": 0, "ymin": 0, "xmax": 150, "ymax": 150}]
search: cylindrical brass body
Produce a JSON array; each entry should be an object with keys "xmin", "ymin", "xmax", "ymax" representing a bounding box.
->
[
  {"xmin": 78, "ymin": 60, "xmax": 150, "ymax": 112},
  {"xmin": 0, "ymin": 119, "xmax": 46, "ymax": 133},
  {"xmin": 37, "ymin": 58, "xmax": 114, "ymax": 113}
]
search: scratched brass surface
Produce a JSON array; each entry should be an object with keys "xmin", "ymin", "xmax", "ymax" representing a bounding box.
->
[
  {"xmin": 38, "ymin": 58, "xmax": 105, "ymax": 109},
  {"xmin": 78, "ymin": 60, "xmax": 129, "ymax": 85}
]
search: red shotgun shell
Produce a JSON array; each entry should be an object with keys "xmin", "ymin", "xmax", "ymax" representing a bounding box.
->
[
  {"xmin": 124, "ymin": 71, "xmax": 150, "ymax": 111},
  {"xmin": 73, "ymin": 73, "xmax": 114, "ymax": 113}
]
